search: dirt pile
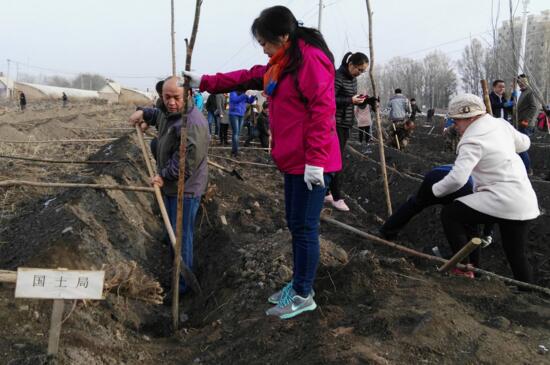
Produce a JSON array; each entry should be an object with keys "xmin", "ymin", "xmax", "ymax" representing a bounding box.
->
[{"xmin": 0, "ymin": 105, "xmax": 549, "ymax": 364}]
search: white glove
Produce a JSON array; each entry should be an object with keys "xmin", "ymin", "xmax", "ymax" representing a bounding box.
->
[
  {"xmin": 304, "ymin": 164, "xmax": 325, "ymax": 191},
  {"xmin": 181, "ymin": 70, "xmax": 202, "ymax": 88}
]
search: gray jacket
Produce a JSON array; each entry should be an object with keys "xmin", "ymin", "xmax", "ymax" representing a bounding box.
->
[
  {"xmin": 516, "ymin": 87, "xmax": 538, "ymax": 127},
  {"xmin": 387, "ymin": 93, "xmax": 410, "ymax": 121},
  {"xmin": 142, "ymin": 106, "xmax": 209, "ymax": 197}
]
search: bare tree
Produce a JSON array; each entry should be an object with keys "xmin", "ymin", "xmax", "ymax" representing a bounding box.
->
[
  {"xmin": 422, "ymin": 51, "xmax": 457, "ymax": 108},
  {"xmin": 375, "ymin": 51, "xmax": 457, "ymax": 109},
  {"xmin": 458, "ymin": 39, "xmax": 486, "ymax": 94},
  {"xmin": 44, "ymin": 75, "xmax": 71, "ymax": 88},
  {"xmin": 71, "ymin": 73, "xmax": 107, "ymax": 90}
]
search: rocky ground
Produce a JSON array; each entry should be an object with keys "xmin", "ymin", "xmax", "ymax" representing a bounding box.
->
[{"xmin": 0, "ymin": 101, "xmax": 549, "ymax": 364}]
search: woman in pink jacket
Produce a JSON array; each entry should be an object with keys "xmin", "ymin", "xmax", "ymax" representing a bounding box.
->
[{"xmin": 185, "ymin": 5, "xmax": 341, "ymax": 319}]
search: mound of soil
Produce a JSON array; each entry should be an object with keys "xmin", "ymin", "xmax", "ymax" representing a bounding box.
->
[{"xmin": 0, "ymin": 106, "xmax": 549, "ymax": 364}]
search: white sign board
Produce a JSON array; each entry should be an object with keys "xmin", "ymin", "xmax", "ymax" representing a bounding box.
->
[{"xmin": 15, "ymin": 268, "xmax": 105, "ymax": 300}]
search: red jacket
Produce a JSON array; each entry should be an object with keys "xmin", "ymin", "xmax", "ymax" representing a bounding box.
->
[{"xmin": 200, "ymin": 41, "xmax": 341, "ymax": 174}]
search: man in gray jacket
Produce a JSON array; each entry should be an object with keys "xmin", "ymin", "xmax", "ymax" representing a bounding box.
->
[
  {"xmin": 387, "ymin": 88, "xmax": 410, "ymax": 123},
  {"xmin": 515, "ymin": 74, "xmax": 538, "ymax": 174},
  {"xmin": 128, "ymin": 76, "xmax": 209, "ymax": 294}
]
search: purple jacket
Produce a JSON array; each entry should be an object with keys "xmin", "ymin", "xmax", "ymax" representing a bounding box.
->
[{"xmin": 228, "ymin": 91, "xmax": 255, "ymax": 117}]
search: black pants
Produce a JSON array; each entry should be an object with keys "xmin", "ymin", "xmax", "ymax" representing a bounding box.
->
[
  {"xmin": 328, "ymin": 126, "xmax": 349, "ymax": 201},
  {"xmin": 358, "ymin": 126, "xmax": 371, "ymax": 144},
  {"xmin": 441, "ymin": 201, "xmax": 533, "ymax": 282},
  {"xmin": 381, "ymin": 168, "xmax": 474, "ymax": 234},
  {"xmin": 219, "ymin": 124, "xmax": 229, "ymax": 145}
]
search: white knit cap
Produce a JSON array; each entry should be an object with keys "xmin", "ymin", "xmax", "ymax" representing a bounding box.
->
[{"xmin": 448, "ymin": 93, "xmax": 486, "ymax": 119}]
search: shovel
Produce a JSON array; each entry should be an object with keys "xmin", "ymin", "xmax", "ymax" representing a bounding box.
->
[
  {"xmin": 208, "ymin": 160, "xmax": 244, "ymax": 180},
  {"xmin": 135, "ymin": 126, "xmax": 201, "ymax": 294}
]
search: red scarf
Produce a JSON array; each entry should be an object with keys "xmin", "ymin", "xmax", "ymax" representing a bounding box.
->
[{"xmin": 263, "ymin": 42, "xmax": 290, "ymax": 96}]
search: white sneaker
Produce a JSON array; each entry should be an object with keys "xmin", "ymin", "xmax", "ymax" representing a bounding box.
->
[
  {"xmin": 331, "ymin": 199, "xmax": 350, "ymax": 212},
  {"xmin": 324, "ymin": 194, "xmax": 334, "ymax": 204}
]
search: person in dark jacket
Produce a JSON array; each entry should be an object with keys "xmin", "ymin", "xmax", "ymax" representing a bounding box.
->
[
  {"xmin": 426, "ymin": 108, "xmax": 435, "ymax": 124},
  {"xmin": 489, "ymin": 79, "xmax": 513, "ymax": 121},
  {"xmin": 128, "ymin": 76, "xmax": 209, "ymax": 294},
  {"xmin": 19, "ymin": 92, "xmax": 27, "ymax": 111},
  {"xmin": 205, "ymin": 93, "xmax": 225, "ymax": 138},
  {"xmin": 228, "ymin": 91, "xmax": 255, "ymax": 157},
  {"xmin": 386, "ymin": 120, "xmax": 415, "ymax": 149},
  {"xmin": 245, "ymin": 101, "xmax": 271, "ymax": 148},
  {"xmin": 515, "ymin": 74, "xmax": 538, "ymax": 174},
  {"xmin": 409, "ymin": 98, "xmax": 422, "ymax": 121},
  {"xmin": 62, "ymin": 92, "xmax": 68, "ymax": 108},
  {"xmin": 326, "ymin": 51, "xmax": 376, "ymax": 212}
]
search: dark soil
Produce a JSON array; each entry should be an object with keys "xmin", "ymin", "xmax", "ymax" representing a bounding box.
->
[{"xmin": 0, "ymin": 105, "xmax": 549, "ymax": 365}]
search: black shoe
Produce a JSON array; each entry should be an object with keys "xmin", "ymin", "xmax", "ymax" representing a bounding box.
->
[{"xmin": 378, "ymin": 227, "xmax": 397, "ymax": 241}]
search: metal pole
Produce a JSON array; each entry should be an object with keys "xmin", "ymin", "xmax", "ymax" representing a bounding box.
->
[
  {"xmin": 517, "ymin": 0, "xmax": 529, "ymax": 76},
  {"xmin": 318, "ymin": 0, "xmax": 323, "ymax": 31}
]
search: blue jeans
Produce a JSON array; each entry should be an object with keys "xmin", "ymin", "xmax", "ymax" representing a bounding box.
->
[
  {"xmin": 163, "ymin": 194, "xmax": 201, "ymax": 293},
  {"xmin": 284, "ymin": 173, "xmax": 331, "ymax": 297},
  {"xmin": 518, "ymin": 126, "xmax": 533, "ymax": 172},
  {"xmin": 229, "ymin": 115, "xmax": 243, "ymax": 154},
  {"xmin": 207, "ymin": 111, "xmax": 219, "ymax": 137}
]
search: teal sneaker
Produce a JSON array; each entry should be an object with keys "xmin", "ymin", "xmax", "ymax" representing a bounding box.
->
[
  {"xmin": 265, "ymin": 287, "xmax": 317, "ymax": 319},
  {"xmin": 268, "ymin": 282, "xmax": 315, "ymax": 304},
  {"xmin": 268, "ymin": 281, "xmax": 293, "ymax": 304}
]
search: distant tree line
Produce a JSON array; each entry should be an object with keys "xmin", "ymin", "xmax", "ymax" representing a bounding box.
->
[{"xmin": 16, "ymin": 73, "xmax": 107, "ymax": 91}]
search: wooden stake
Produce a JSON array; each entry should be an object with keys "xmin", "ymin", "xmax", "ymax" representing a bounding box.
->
[
  {"xmin": 480, "ymin": 80, "xmax": 493, "ymax": 115},
  {"xmin": 208, "ymin": 153, "xmax": 276, "ymax": 168},
  {"xmin": 438, "ymin": 238, "xmax": 482, "ymax": 273},
  {"xmin": 47, "ymin": 299, "xmax": 65, "ymax": 357},
  {"xmin": 0, "ymin": 138, "xmax": 118, "ymax": 144},
  {"xmin": 0, "ymin": 154, "xmax": 121, "ymax": 164},
  {"xmin": 365, "ymin": 0, "xmax": 392, "ymax": 216},
  {"xmin": 0, "ymin": 270, "xmax": 16, "ymax": 283},
  {"xmin": 0, "ymin": 179, "xmax": 154, "ymax": 192},
  {"xmin": 173, "ymin": 0, "xmax": 203, "ymax": 332},
  {"xmin": 134, "ymin": 126, "xmax": 200, "ymax": 293},
  {"xmin": 391, "ymin": 123, "xmax": 401, "ymax": 150},
  {"xmin": 171, "ymin": 0, "xmax": 176, "ymax": 76},
  {"xmin": 321, "ymin": 215, "xmax": 550, "ymax": 296}
]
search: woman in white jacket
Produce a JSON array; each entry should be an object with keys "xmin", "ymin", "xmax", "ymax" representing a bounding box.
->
[{"xmin": 432, "ymin": 94, "xmax": 539, "ymax": 283}]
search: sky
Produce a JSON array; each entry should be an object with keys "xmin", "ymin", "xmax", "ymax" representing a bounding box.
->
[{"xmin": 2, "ymin": 0, "xmax": 549, "ymax": 91}]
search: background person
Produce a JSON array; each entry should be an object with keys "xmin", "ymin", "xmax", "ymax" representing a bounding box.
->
[{"xmin": 433, "ymin": 93, "xmax": 539, "ymax": 284}]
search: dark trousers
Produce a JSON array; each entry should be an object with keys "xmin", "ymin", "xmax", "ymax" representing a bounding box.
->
[
  {"xmin": 207, "ymin": 111, "xmax": 219, "ymax": 136},
  {"xmin": 358, "ymin": 126, "xmax": 371, "ymax": 144},
  {"xmin": 219, "ymin": 124, "xmax": 229, "ymax": 145},
  {"xmin": 381, "ymin": 168, "xmax": 474, "ymax": 238},
  {"xmin": 518, "ymin": 126, "xmax": 533, "ymax": 172},
  {"xmin": 284, "ymin": 173, "xmax": 331, "ymax": 297},
  {"xmin": 328, "ymin": 126, "xmax": 349, "ymax": 201},
  {"xmin": 441, "ymin": 201, "xmax": 533, "ymax": 282}
]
